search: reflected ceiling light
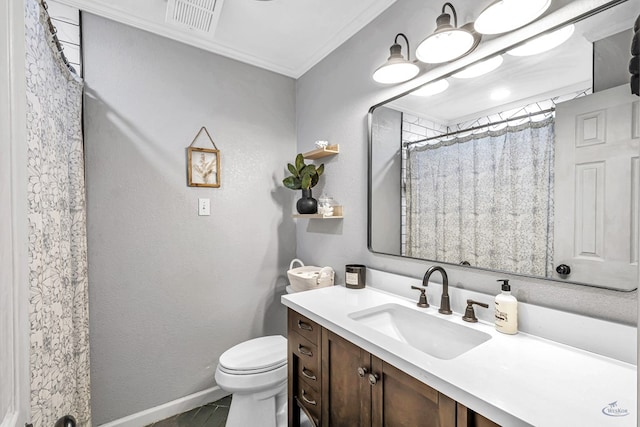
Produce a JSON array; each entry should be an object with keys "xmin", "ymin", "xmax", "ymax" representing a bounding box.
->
[
  {"xmin": 415, "ymin": 3, "xmax": 481, "ymax": 64},
  {"xmin": 452, "ymin": 55, "xmax": 503, "ymax": 78},
  {"xmin": 474, "ymin": 0, "xmax": 552, "ymax": 35},
  {"xmin": 410, "ymin": 79, "xmax": 450, "ymax": 97},
  {"xmin": 490, "ymin": 87, "xmax": 511, "ymax": 100},
  {"xmin": 373, "ymin": 33, "xmax": 420, "ymax": 84},
  {"xmin": 507, "ymin": 24, "xmax": 574, "ymax": 56}
]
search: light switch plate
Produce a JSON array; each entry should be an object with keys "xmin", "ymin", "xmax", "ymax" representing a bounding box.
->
[{"xmin": 198, "ymin": 198, "xmax": 210, "ymax": 216}]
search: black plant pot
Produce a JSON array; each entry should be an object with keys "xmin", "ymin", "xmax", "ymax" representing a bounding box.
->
[{"xmin": 296, "ymin": 189, "xmax": 318, "ymax": 214}]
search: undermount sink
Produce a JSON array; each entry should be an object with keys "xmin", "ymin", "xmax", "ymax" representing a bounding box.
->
[{"xmin": 348, "ymin": 303, "xmax": 491, "ymax": 360}]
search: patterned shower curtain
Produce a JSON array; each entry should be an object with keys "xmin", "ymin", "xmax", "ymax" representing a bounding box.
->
[
  {"xmin": 405, "ymin": 118, "xmax": 555, "ymax": 277},
  {"xmin": 25, "ymin": 0, "xmax": 91, "ymax": 425}
]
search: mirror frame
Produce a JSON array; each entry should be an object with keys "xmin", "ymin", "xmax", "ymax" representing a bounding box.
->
[{"xmin": 367, "ymin": 0, "xmax": 637, "ymax": 291}]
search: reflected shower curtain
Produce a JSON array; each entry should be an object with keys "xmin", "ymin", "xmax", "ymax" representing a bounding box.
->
[
  {"xmin": 25, "ymin": 0, "xmax": 91, "ymax": 425},
  {"xmin": 406, "ymin": 119, "xmax": 554, "ymax": 277}
]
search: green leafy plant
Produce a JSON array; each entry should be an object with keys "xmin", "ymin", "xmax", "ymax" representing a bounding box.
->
[{"xmin": 282, "ymin": 153, "xmax": 324, "ymax": 190}]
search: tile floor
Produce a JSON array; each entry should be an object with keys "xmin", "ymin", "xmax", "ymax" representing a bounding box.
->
[{"xmin": 145, "ymin": 395, "xmax": 231, "ymax": 427}]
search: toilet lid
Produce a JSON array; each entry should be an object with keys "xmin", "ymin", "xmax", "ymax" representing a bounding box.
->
[{"xmin": 219, "ymin": 335, "xmax": 287, "ymax": 374}]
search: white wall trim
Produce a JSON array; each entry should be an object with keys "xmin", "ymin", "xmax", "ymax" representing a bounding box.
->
[
  {"xmin": 48, "ymin": 0, "xmax": 396, "ymax": 79},
  {"xmin": 97, "ymin": 387, "xmax": 229, "ymax": 427},
  {"xmin": 0, "ymin": 0, "xmax": 30, "ymax": 425}
]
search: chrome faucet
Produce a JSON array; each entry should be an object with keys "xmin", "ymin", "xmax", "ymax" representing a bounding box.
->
[{"xmin": 423, "ymin": 266, "xmax": 452, "ymax": 315}]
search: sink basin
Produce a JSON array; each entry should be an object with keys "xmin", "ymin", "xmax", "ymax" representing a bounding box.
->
[{"xmin": 348, "ymin": 303, "xmax": 491, "ymax": 360}]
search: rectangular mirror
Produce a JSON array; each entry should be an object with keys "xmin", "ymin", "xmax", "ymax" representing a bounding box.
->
[{"xmin": 369, "ymin": 0, "xmax": 639, "ymax": 291}]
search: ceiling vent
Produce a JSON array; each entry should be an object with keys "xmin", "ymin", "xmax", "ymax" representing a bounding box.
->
[{"xmin": 166, "ymin": 0, "xmax": 223, "ymax": 35}]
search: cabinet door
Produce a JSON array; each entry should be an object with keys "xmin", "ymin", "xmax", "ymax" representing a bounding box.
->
[
  {"xmin": 321, "ymin": 329, "xmax": 371, "ymax": 427},
  {"xmin": 456, "ymin": 403, "xmax": 501, "ymax": 427},
  {"xmin": 370, "ymin": 356, "xmax": 456, "ymax": 427}
]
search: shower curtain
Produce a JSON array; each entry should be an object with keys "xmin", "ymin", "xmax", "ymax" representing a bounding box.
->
[
  {"xmin": 25, "ymin": 0, "xmax": 91, "ymax": 425},
  {"xmin": 405, "ymin": 118, "xmax": 555, "ymax": 277}
]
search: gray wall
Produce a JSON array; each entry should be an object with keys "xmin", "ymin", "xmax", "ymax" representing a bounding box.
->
[
  {"xmin": 82, "ymin": 14, "xmax": 296, "ymax": 425},
  {"xmin": 594, "ymin": 29, "xmax": 634, "ymax": 92},
  {"xmin": 295, "ymin": 0, "xmax": 637, "ymax": 325},
  {"xmin": 370, "ymin": 107, "xmax": 402, "ymax": 254}
]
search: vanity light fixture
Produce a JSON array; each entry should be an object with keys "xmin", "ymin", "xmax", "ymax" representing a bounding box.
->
[
  {"xmin": 372, "ymin": 33, "xmax": 420, "ymax": 84},
  {"xmin": 474, "ymin": 0, "xmax": 552, "ymax": 35},
  {"xmin": 415, "ymin": 3, "xmax": 481, "ymax": 64},
  {"xmin": 452, "ymin": 55, "xmax": 503, "ymax": 78},
  {"xmin": 410, "ymin": 79, "xmax": 450, "ymax": 97},
  {"xmin": 507, "ymin": 24, "xmax": 575, "ymax": 56}
]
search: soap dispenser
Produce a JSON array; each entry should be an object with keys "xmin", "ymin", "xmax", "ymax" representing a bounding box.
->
[{"xmin": 495, "ymin": 279, "xmax": 518, "ymax": 334}]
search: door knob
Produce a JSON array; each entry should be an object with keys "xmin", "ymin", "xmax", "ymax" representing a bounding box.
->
[
  {"xmin": 357, "ymin": 367, "xmax": 368, "ymax": 378},
  {"xmin": 368, "ymin": 373, "xmax": 379, "ymax": 385},
  {"xmin": 556, "ymin": 264, "xmax": 571, "ymax": 275}
]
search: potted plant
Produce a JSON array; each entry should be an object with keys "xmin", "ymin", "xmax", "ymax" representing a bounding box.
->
[{"xmin": 283, "ymin": 153, "xmax": 324, "ymax": 214}]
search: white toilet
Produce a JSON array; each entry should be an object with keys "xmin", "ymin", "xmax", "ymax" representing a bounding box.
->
[
  {"xmin": 215, "ymin": 335, "xmax": 288, "ymax": 427},
  {"xmin": 216, "ymin": 268, "xmax": 325, "ymax": 427}
]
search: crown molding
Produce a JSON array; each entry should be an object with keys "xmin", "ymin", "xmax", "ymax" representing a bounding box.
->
[{"xmin": 53, "ymin": 0, "xmax": 396, "ymax": 79}]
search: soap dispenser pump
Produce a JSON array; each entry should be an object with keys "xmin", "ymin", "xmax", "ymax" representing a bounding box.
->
[{"xmin": 495, "ymin": 279, "xmax": 518, "ymax": 334}]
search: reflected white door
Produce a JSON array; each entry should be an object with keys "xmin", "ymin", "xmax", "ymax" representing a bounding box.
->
[{"xmin": 554, "ymin": 84, "xmax": 640, "ymax": 290}]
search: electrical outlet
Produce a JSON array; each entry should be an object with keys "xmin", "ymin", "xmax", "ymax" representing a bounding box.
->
[{"xmin": 198, "ymin": 198, "xmax": 210, "ymax": 216}]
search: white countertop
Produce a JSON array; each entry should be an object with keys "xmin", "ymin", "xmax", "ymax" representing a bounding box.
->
[{"xmin": 282, "ymin": 285, "xmax": 637, "ymax": 427}]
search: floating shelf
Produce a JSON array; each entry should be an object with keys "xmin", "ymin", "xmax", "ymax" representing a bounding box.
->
[
  {"xmin": 302, "ymin": 144, "xmax": 340, "ymax": 160},
  {"xmin": 293, "ymin": 206, "xmax": 343, "ymax": 219}
]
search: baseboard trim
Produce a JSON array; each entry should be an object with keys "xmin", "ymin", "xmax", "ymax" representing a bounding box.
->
[{"xmin": 98, "ymin": 386, "xmax": 229, "ymax": 427}]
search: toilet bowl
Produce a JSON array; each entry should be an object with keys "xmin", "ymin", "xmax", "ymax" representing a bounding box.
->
[
  {"xmin": 216, "ymin": 283, "xmax": 316, "ymax": 427},
  {"xmin": 215, "ymin": 335, "xmax": 288, "ymax": 427}
]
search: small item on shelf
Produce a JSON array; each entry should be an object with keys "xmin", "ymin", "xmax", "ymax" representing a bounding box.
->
[
  {"xmin": 315, "ymin": 140, "xmax": 329, "ymax": 148},
  {"xmin": 318, "ymin": 194, "xmax": 339, "ymax": 217}
]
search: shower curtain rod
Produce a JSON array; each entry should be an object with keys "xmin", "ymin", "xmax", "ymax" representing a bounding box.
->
[
  {"xmin": 404, "ymin": 107, "xmax": 555, "ymax": 147},
  {"xmin": 40, "ymin": 0, "xmax": 75, "ymax": 72}
]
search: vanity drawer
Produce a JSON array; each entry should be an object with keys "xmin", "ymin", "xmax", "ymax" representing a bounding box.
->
[
  {"xmin": 289, "ymin": 328, "xmax": 319, "ymax": 365},
  {"xmin": 288, "ymin": 309, "xmax": 320, "ymax": 346},
  {"xmin": 296, "ymin": 379, "xmax": 321, "ymax": 426},
  {"xmin": 296, "ymin": 356, "xmax": 320, "ymax": 391}
]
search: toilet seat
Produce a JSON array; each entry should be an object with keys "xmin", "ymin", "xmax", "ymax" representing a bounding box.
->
[{"xmin": 218, "ymin": 335, "xmax": 287, "ymax": 375}]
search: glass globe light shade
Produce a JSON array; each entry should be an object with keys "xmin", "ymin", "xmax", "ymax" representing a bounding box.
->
[
  {"xmin": 416, "ymin": 29, "xmax": 475, "ymax": 64},
  {"xmin": 452, "ymin": 55, "xmax": 504, "ymax": 79},
  {"xmin": 373, "ymin": 42, "xmax": 420, "ymax": 84},
  {"xmin": 474, "ymin": 0, "xmax": 552, "ymax": 35},
  {"xmin": 410, "ymin": 79, "xmax": 450, "ymax": 97},
  {"xmin": 507, "ymin": 25, "xmax": 574, "ymax": 56}
]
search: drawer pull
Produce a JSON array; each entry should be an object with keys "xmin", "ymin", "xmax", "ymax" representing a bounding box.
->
[
  {"xmin": 298, "ymin": 344, "xmax": 313, "ymax": 357},
  {"xmin": 302, "ymin": 367, "xmax": 317, "ymax": 381},
  {"xmin": 357, "ymin": 367, "xmax": 368, "ymax": 378},
  {"xmin": 297, "ymin": 320, "xmax": 313, "ymax": 331},
  {"xmin": 301, "ymin": 390, "xmax": 317, "ymax": 406},
  {"xmin": 295, "ymin": 397, "xmax": 319, "ymax": 427}
]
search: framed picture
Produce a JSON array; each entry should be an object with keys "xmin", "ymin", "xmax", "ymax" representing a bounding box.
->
[{"xmin": 188, "ymin": 147, "xmax": 220, "ymax": 187}]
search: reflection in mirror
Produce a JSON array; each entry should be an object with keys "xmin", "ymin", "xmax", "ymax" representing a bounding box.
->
[{"xmin": 369, "ymin": 0, "xmax": 639, "ymax": 291}]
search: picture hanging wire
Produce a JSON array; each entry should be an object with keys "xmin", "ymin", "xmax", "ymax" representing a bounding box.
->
[{"xmin": 188, "ymin": 126, "xmax": 219, "ymax": 150}]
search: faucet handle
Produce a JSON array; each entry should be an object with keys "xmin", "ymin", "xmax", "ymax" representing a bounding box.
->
[
  {"xmin": 410, "ymin": 286, "xmax": 429, "ymax": 308},
  {"xmin": 462, "ymin": 299, "xmax": 489, "ymax": 323}
]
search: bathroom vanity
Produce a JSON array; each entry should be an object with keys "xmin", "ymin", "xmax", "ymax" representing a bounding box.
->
[
  {"xmin": 287, "ymin": 308, "xmax": 496, "ymax": 427},
  {"xmin": 282, "ymin": 271, "xmax": 636, "ymax": 427}
]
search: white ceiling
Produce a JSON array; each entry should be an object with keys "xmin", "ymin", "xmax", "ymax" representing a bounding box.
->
[{"xmin": 53, "ymin": 0, "xmax": 397, "ymax": 78}]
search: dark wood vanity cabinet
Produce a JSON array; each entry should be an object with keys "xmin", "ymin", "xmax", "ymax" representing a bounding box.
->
[
  {"xmin": 288, "ymin": 309, "xmax": 322, "ymax": 427},
  {"xmin": 287, "ymin": 309, "xmax": 500, "ymax": 427}
]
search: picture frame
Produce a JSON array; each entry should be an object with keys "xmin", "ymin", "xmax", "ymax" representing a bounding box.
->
[{"xmin": 187, "ymin": 146, "xmax": 220, "ymax": 188}]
